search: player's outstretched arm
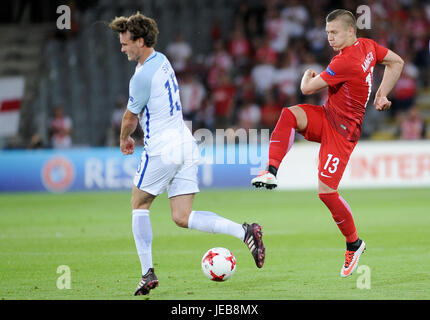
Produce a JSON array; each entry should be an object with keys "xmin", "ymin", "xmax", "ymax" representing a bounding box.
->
[
  {"xmin": 120, "ymin": 109, "xmax": 139, "ymax": 155},
  {"xmin": 374, "ymin": 50, "xmax": 404, "ymax": 111},
  {"xmin": 300, "ymin": 69, "xmax": 329, "ymax": 95}
]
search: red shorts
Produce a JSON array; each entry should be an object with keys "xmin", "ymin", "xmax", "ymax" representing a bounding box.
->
[{"xmin": 297, "ymin": 104, "xmax": 358, "ymax": 190}]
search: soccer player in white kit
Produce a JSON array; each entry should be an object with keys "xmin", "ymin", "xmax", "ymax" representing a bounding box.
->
[{"xmin": 109, "ymin": 13, "xmax": 265, "ymax": 296}]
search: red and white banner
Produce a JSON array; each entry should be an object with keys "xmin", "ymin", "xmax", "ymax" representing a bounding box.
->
[
  {"xmin": 0, "ymin": 77, "xmax": 25, "ymax": 137},
  {"xmin": 277, "ymin": 140, "xmax": 430, "ymax": 189}
]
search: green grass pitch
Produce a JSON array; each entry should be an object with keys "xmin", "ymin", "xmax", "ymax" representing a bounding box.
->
[{"xmin": 1, "ymin": 188, "xmax": 429, "ymax": 300}]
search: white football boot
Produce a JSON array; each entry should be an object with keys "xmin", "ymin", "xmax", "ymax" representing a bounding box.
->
[
  {"xmin": 341, "ymin": 240, "xmax": 366, "ymax": 278},
  {"xmin": 251, "ymin": 170, "xmax": 278, "ymax": 190}
]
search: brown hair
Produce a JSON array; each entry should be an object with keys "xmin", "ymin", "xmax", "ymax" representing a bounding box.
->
[
  {"xmin": 109, "ymin": 12, "xmax": 159, "ymax": 47},
  {"xmin": 326, "ymin": 9, "xmax": 357, "ymax": 34}
]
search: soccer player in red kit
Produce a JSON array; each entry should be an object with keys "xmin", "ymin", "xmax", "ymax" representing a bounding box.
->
[{"xmin": 252, "ymin": 9, "xmax": 404, "ymax": 277}]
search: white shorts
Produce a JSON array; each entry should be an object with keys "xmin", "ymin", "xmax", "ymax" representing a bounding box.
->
[{"xmin": 133, "ymin": 144, "xmax": 200, "ymax": 198}]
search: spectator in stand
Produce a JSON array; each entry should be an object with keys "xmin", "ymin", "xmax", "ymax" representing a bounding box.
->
[
  {"xmin": 397, "ymin": 106, "xmax": 426, "ymax": 140},
  {"xmin": 254, "ymin": 37, "xmax": 278, "ymax": 65},
  {"xmin": 206, "ymin": 40, "xmax": 233, "ymax": 90},
  {"xmin": 274, "ymin": 50, "xmax": 300, "ymax": 106},
  {"xmin": 260, "ymin": 90, "xmax": 282, "ymax": 130},
  {"xmin": 195, "ymin": 96, "xmax": 215, "ymax": 132},
  {"xmin": 265, "ymin": 7, "xmax": 290, "ymax": 53},
  {"xmin": 251, "ymin": 39, "xmax": 277, "ymax": 98},
  {"xmin": 237, "ymin": 98, "xmax": 261, "ymax": 131},
  {"xmin": 166, "ymin": 33, "xmax": 192, "ymax": 73},
  {"xmin": 280, "ymin": 0, "xmax": 309, "ymax": 39},
  {"xmin": 228, "ymin": 25, "xmax": 252, "ymax": 68},
  {"xmin": 306, "ymin": 16, "xmax": 327, "ymax": 54},
  {"xmin": 206, "ymin": 39, "xmax": 234, "ymax": 72},
  {"xmin": 210, "ymin": 18, "xmax": 222, "ymax": 42},
  {"xmin": 388, "ymin": 0, "xmax": 409, "ymax": 24},
  {"xmin": 391, "ymin": 55, "xmax": 419, "ymax": 117},
  {"xmin": 406, "ymin": 6, "xmax": 428, "ymax": 43},
  {"xmin": 234, "ymin": 65, "xmax": 256, "ymax": 106},
  {"xmin": 406, "ymin": 5, "xmax": 430, "ymax": 86},
  {"xmin": 179, "ymin": 72, "xmax": 206, "ymax": 125},
  {"xmin": 49, "ymin": 105, "xmax": 72, "ymax": 149},
  {"xmin": 212, "ymin": 73, "xmax": 237, "ymax": 129}
]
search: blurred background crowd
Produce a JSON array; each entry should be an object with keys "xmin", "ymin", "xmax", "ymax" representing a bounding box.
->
[{"xmin": 0, "ymin": 0, "xmax": 429, "ymax": 149}]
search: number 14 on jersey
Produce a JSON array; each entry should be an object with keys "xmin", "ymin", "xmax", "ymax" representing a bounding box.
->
[{"xmin": 165, "ymin": 74, "xmax": 181, "ymax": 116}]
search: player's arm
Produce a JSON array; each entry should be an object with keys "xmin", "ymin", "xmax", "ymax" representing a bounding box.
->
[
  {"xmin": 374, "ymin": 49, "xmax": 404, "ymax": 111},
  {"xmin": 121, "ymin": 72, "xmax": 150, "ymax": 155},
  {"xmin": 300, "ymin": 69, "xmax": 329, "ymax": 95},
  {"xmin": 120, "ymin": 109, "xmax": 139, "ymax": 155}
]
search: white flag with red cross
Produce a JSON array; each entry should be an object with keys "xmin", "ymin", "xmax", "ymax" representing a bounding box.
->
[{"xmin": 0, "ymin": 76, "xmax": 25, "ymax": 137}]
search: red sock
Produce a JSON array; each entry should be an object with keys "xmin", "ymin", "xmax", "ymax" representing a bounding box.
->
[
  {"xmin": 268, "ymin": 108, "xmax": 297, "ymax": 169},
  {"xmin": 319, "ymin": 192, "xmax": 358, "ymax": 243}
]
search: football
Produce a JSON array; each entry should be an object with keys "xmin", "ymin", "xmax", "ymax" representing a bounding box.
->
[{"xmin": 201, "ymin": 247, "xmax": 237, "ymax": 281}]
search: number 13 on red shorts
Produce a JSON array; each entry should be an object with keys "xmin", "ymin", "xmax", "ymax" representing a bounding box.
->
[{"xmin": 319, "ymin": 152, "xmax": 350, "ymax": 189}]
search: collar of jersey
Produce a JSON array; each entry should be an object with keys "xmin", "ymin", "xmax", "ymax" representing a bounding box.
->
[
  {"xmin": 137, "ymin": 51, "xmax": 157, "ymax": 70},
  {"xmin": 144, "ymin": 51, "xmax": 157, "ymax": 65},
  {"xmin": 341, "ymin": 38, "xmax": 359, "ymax": 55}
]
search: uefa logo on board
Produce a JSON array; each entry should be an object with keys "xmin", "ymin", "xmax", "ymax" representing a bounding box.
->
[{"xmin": 41, "ymin": 156, "xmax": 75, "ymax": 192}]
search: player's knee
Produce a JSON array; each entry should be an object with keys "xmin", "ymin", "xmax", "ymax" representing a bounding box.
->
[
  {"xmin": 171, "ymin": 210, "xmax": 190, "ymax": 228},
  {"xmin": 318, "ymin": 179, "xmax": 337, "ymax": 195},
  {"xmin": 318, "ymin": 191, "xmax": 338, "ymax": 206},
  {"xmin": 131, "ymin": 194, "xmax": 152, "ymax": 210},
  {"xmin": 287, "ymin": 105, "xmax": 307, "ymax": 131},
  {"xmin": 131, "ymin": 187, "xmax": 156, "ymax": 209}
]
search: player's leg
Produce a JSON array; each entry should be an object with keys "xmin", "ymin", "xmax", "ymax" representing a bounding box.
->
[
  {"xmin": 132, "ymin": 185, "xmax": 156, "ymax": 277},
  {"xmin": 169, "ymin": 193, "xmax": 265, "ymax": 268},
  {"xmin": 131, "ymin": 186, "xmax": 159, "ymax": 295},
  {"xmin": 317, "ymin": 127, "xmax": 365, "ymax": 277},
  {"xmin": 268, "ymin": 105, "xmax": 308, "ymax": 168},
  {"xmin": 318, "ymin": 180, "xmax": 359, "ymax": 244},
  {"xmin": 168, "ymin": 160, "xmax": 266, "ymax": 268},
  {"xmin": 169, "ymin": 193, "xmax": 243, "ymax": 240},
  {"xmin": 318, "ymin": 181, "xmax": 366, "ymax": 277},
  {"xmin": 252, "ymin": 105, "xmax": 309, "ymax": 189},
  {"xmin": 132, "ymin": 184, "xmax": 156, "ymax": 209},
  {"xmin": 319, "ymin": 194, "xmax": 366, "ymax": 278},
  {"xmin": 167, "ymin": 151, "xmax": 245, "ymax": 239},
  {"xmin": 131, "ymin": 152, "xmax": 178, "ymax": 295}
]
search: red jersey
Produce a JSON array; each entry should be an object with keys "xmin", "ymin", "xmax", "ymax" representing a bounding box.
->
[{"xmin": 319, "ymin": 38, "xmax": 388, "ymax": 141}]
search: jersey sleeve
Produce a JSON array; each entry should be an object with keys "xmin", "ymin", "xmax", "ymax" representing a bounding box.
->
[
  {"xmin": 319, "ymin": 56, "xmax": 349, "ymax": 86},
  {"xmin": 370, "ymin": 39, "xmax": 389, "ymax": 63},
  {"xmin": 127, "ymin": 72, "xmax": 152, "ymax": 114}
]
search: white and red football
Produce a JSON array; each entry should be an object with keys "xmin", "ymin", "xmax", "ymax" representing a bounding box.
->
[{"xmin": 201, "ymin": 247, "xmax": 237, "ymax": 281}]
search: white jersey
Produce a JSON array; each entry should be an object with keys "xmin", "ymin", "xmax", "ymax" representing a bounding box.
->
[{"xmin": 127, "ymin": 50, "xmax": 195, "ymax": 156}]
